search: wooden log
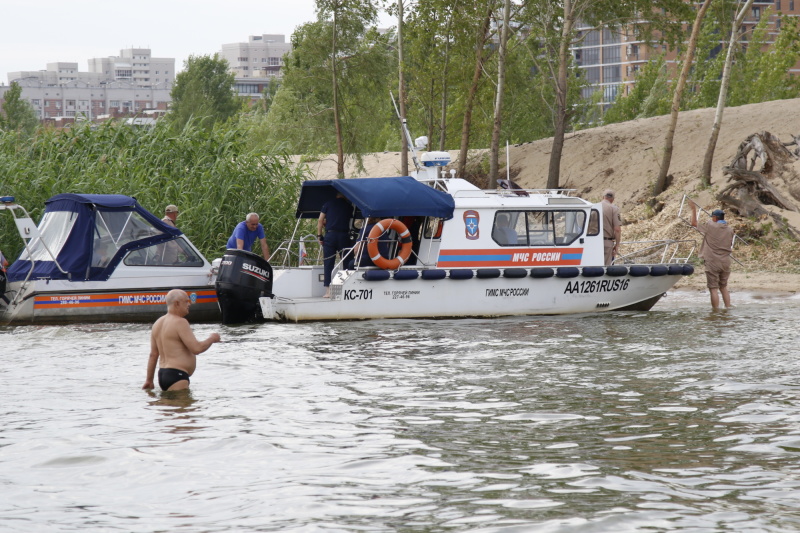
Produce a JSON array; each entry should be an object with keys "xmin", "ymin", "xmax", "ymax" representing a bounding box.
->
[
  {"xmin": 718, "ymin": 191, "xmax": 800, "ymax": 241},
  {"xmin": 720, "ymin": 166, "xmax": 797, "ymax": 212}
]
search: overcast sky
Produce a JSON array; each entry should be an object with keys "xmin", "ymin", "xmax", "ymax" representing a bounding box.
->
[{"xmin": 1, "ymin": 0, "xmax": 393, "ymax": 82}]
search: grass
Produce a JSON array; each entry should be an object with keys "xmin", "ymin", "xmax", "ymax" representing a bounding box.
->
[{"xmin": 0, "ymin": 120, "xmax": 308, "ymax": 261}]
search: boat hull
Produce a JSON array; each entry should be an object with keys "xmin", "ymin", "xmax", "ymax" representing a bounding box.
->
[
  {"xmin": 2, "ymin": 285, "xmax": 219, "ymax": 325},
  {"xmin": 261, "ymin": 266, "xmax": 687, "ymax": 322}
]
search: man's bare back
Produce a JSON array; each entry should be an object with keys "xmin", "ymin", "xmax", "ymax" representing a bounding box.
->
[{"xmin": 142, "ymin": 289, "xmax": 220, "ymax": 391}]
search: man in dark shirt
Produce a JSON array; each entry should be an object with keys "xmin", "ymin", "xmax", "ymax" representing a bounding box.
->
[{"xmin": 317, "ymin": 193, "xmax": 353, "ymax": 297}]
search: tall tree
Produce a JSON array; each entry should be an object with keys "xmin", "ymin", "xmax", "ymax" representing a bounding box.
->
[
  {"xmin": 400, "ymin": 0, "xmax": 460, "ymax": 151},
  {"xmin": 523, "ymin": 0, "xmax": 690, "ymax": 189},
  {"xmin": 488, "ymin": 0, "xmax": 512, "ymax": 188},
  {"xmin": 456, "ymin": 0, "xmax": 495, "ymax": 179},
  {"xmin": 728, "ymin": 11, "xmax": 800, "ymax": 106},
  {"xmin": 701, "ymin": 0, "xmax": 755, "ymax": 185},
  {"xmin": 317, "ymin": 0, "xmax": 380, "ymax": 177},
  {"xmin": 0, "ymin": 82, "xmax": 39, "ymax": 135},
  {"xmin": 397, "ymin": 0, "xmax": 410, "ymax": 175},
  {"xmin": 652, "ymin": 0, "xmax": 713, "ymax": 199},
  {"xmin": 169, "ymin": 54, "xmax": 240, "ymax": 131},
  {"xmin": 603, "ymin": 56, "xmax": 671, "ymax": 124},
  {"xmin": 265, "ymin": 6, "xmax": 394, "ymax": 172}
]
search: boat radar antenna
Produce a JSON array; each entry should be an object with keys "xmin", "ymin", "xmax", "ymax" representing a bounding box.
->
[{"xmin": 390, "ymin": 91, "xmax": 421, "ymax": 173}]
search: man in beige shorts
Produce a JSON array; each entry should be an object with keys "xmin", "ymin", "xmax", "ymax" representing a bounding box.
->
[
  {"xmin": 142, "ymin": 289, "xmax": 221, "ymax": 391},
  {"xmin": 690, "ymin": 203, "xmax": 734, "ymax": 309}
]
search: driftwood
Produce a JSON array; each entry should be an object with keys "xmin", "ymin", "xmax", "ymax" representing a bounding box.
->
[
  {"xmin": 719, "ymin": 166, "xmax": 797, "ymax": 212},
  {"xmin": 717, "ymin": 191, "xmax": 800, "ymax": 241},
  {"xmin": 718, "ymin": 132, "xmax": 800, "ymax": 240},
  {"xmin": 784, "ymin": 134, "xmax": 800, "ymax": 158},
  {"xmin": 729, "ymin": 131, "xmax": 797, "ymax": 173}
]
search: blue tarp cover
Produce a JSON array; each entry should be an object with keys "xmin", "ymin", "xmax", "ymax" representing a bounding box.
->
[
  {"xmin": 295, "ymin": 176, "xmax": 455, "ymax": 220},
  {"xmin": 7, "ymin": 193, "xmax": 182, "ymax": 282}
]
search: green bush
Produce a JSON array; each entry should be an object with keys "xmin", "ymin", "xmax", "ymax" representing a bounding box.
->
[{"xmin": 0, "ymin": 119, "xmax": 307, "ymax": 261}]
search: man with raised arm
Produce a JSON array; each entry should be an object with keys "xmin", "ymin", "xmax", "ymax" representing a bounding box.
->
[
  {"xmin": 690, "ymin": 203, "xmax": 734, "ymax": 310},
  {"xmin": 142, "ymin": 289, "xmax": 221, "ymax": 391}
]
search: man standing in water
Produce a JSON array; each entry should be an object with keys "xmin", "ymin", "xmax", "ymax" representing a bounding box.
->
[
  {"xmin": 142, "ymin": 289, "xmax": 221, "ymax": 391},
  {"xmin": 690, "ymin": 203, "xmax": 734, "ymax": 310},
  {"xmin": 601, "ymin": 190, "xmax": 622, "ymax": 265}
]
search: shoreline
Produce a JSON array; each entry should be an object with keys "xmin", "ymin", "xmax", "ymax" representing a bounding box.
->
[{"xmin": 672, "ymin": 271, "xmax": 800, "ymax": 294}]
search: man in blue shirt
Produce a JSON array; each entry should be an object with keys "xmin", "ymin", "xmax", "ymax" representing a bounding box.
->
[
  {"xmin": 227, "ymin": 213, "xmax": 271, "ymax": 259},
  {"xmin": 317, "ymin": 193, "xmax": 354, "ymax": 297}
]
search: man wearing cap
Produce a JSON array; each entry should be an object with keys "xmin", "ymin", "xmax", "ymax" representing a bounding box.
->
[
  {"xmin": 601, "ymin": 190, "xmax": 622, "ymax": 265},
  {"xmin": 163, "ymin": 205, "xmax": 179, "ymax": 228},
  {"xmin": 690, "ymin": 203, "xmax": 734, "ymax": 309}
]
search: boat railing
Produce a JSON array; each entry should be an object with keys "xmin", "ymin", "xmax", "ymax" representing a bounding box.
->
[
  {"xmin": 452, "ymin": 188, "xmax": 579, "ymax": 199},
  {"xmin": 1, "ymin": 198, "xmax": 69, "ymax": 306},
  {"xmin": 615, "ymin": 239, "xmax": 697, "ymax": 265},
  {"xmin": 270, "ymin": 234, "xmax": 323, "ymax": 268}
]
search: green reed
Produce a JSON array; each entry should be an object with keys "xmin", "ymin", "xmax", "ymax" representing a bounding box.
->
[{"xmin": 0, "ymin": 119, "xmax": 307, "ymax": 261}]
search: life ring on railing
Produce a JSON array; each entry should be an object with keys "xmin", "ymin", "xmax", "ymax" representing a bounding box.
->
[{"xmin": 368, "ymin": 219, "xmax": 413, "ymax": 270}]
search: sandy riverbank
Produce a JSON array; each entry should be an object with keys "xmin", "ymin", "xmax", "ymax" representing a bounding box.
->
[{"xmin": 298, "ymin": 98, "xmax": 800, "ymax": 289}]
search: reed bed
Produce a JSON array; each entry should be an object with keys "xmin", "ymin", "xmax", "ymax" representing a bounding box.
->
[{"xmin": 0, "ymin": 120, "xmax": 307, "ymax": 261}]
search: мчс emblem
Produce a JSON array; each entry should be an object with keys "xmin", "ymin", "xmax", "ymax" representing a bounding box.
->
[{"xmin": 464, "ymin": 210, "xmax": 479, "ymax": 240}]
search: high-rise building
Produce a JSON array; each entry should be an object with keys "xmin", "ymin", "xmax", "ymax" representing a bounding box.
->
[
  {"xmin": 572, "ymin": 1, "xmax": 800, "ymax": 109},
  {"xmin": 219, "ymin": 34, "xmax": 292, "ymax": 80}
]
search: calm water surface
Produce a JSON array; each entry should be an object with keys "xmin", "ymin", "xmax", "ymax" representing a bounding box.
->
[{"xmin": 2, "ymin": 289, "xmax": 800, "ymax": 532}]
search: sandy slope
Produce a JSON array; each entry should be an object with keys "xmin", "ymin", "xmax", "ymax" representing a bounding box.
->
[{"xmin": 300, "ymin": 98, "xmax": 800, "ymax": 293}]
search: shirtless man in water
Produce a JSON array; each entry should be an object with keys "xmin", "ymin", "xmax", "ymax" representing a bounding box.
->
[{"xmin": 142, "ymin": 289, "xmax": 221, "ymax": 391}]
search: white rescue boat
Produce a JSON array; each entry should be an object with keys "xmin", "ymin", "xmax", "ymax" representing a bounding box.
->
[{"xmin": 213, "ymin": 149, "xmax": 696, "ymax": 324}]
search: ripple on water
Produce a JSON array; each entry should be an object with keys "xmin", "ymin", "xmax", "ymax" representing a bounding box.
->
[{"xmin": 2, "ymin": 296, "xmax": 800, "ymax": 530}]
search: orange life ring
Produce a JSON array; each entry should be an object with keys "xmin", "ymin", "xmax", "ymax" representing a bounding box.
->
[{"xmin": 367, "ymin": 219, "xmax": 413, "ymax": 270}]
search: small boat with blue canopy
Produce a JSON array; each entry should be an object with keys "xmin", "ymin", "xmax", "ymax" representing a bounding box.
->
[{"xmin": 0, "ymin": 193, "xmax": 219, "ymax": 324}]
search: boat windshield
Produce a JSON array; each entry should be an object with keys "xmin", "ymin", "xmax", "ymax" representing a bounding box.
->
[
  {"xmin": 92, "ymin": 210, "xmax": 167, "ymax": 267},
  {"xmin": 19, "ymin": 211, "xmax": 78, "ymax": 262}
]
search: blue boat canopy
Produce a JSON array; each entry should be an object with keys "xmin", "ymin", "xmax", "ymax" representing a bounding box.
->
[
  {"xmin": 7, "ymin": 193, "xmax": 183, "ymax": 282},
  {"xmin": 295, "ymin": 176, "xmax": 455, "ymax": 220}
]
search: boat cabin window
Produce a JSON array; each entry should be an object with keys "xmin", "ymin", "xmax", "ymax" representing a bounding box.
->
[
  {"xmin": 586, "ymin": 209, "xmax": 600, "ymax": 236},
  {"xmin": 493, "ymin": 212, "xmax": 521, "ymax": 245},
  {"xmin": 123, "ymin": 237, "xmax": 204, "ymax": 267},
  {"xmin": 20, "ymin": 211, "xmax": 78, "ymax": 261},
  {"xmin": 493, "ymin": 210, "xmax": 586, "ymax": 247}
]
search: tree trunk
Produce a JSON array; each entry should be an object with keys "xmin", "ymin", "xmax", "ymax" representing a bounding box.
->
[
  {"xmin": 701, "ymin": 0, "xmax": 755, "ymax": 185},
  {"xmin": 398, "ymin": 0, "xmax": 409, "ymax": 176},
  {"xmin": 438, "ymin": 17, "xmax": 453, "ymax": 152},
  {"xmin": 489, "ymin": 0, "xmax": 511, "ymax": 188},
  {"xmin": 331, "ymin": 11, "xmax": 345, "ymax": 178},
  {"xmin": 456, "ymin": 2, "xmax": 493, "ymax": 179},
  {"xmin": 546, "ymin": 0, "xmax": 575, "ymax": 190},
  {"xmin": 652, "ymin": 0, "xmax": 713, "ymax": 198}
]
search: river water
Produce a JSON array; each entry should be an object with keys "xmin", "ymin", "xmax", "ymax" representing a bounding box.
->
[{"xmin": 2, "ymin": 289, "xmax": 800, "ymax": 532}]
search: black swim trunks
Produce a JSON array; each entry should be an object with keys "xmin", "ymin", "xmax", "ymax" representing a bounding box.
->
[{"xmin": 158, "ymin": 368, "xmax": 190, "ymax": 391}]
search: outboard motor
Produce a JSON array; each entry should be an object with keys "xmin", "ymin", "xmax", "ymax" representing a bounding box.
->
[{"xmin": 215, "ymin": 249, "xmax": 273, "ymax": 325}]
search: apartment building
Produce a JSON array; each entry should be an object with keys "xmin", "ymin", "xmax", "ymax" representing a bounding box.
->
[
  {"xmin": 9, "ymin": 47, "xmax": 175, "ymax": 89},
  {"xmin": 1, "ymin": 77, "xmax": 171, "ymax": 125},
  {"xmin": 219, "ymin": 34, "xmax": 291, "ymax": 80},
  {"xmin": 218, "ymin": 34, "xmax": 292, "ymax": 101},
  {"xmin": 573, "ymin": 1, "xmax": 800, "ymax": 108},
  {"xmin": 2, "ymin": 47, "xmax": 174, "ymax": 125}
]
